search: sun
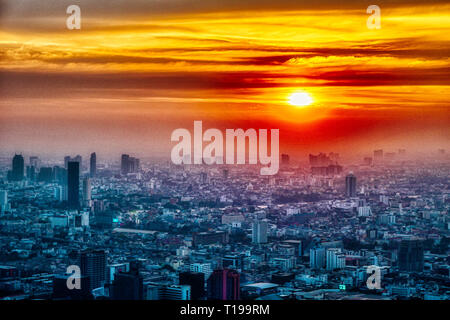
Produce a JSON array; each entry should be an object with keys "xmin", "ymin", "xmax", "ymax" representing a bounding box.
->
[{"xmin": 288, "ymin": 91, "xmax": 313, "ymax": 107}]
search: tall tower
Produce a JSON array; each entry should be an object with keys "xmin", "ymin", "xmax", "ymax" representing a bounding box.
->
[
  {"xmin": 79, "ymin": 249, "xmax": 107, "ymax": 292},
  {"xmin": 0, "ymin": 190, "xmax": 8, "ymax": 214},
  {"xmin": 252, "ymin": 219, "xmax": 268, "ymax": 244},
  {"xmin": 121, "ymin": 154, "xmax": 130, "ymax": 175},
  {"xmin": 11, "ymin": 154, "xmax": 24, "ymax": 181},
  {"xmin": 398, "ymin": 239, "xmax": 424, "ymax": 272},
  {"xmin": 310, "ymin": 247, "xmax": 326, "ymax": 269},
  {"xmin": 82, "ymin": 177, "xmax": 92, "ymax": 205},
  {"xmin": 67, "ymin": 161, "xmax": 80, "ymax": 209},
  {"xmin": 207, "ymin": 269, "xmax": 240, "ymax": 300},
  {"xmin": 345, "ymin": 173, "xmax": 357, "ymax": 197},
  {"xmin": 90, "ymin": 152, "xmax": 97, "ymax": 178}
]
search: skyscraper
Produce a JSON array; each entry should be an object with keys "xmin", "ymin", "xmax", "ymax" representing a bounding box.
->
[
  {"xmin": 207, "ymin": 269, "xmax": 240, "ymax": 300},
  {"xmin": 0, "ymin": 190, "xmax": 8, "ymax": 214},
  {"xmin": 9, "ymin": 154, "xmax": 24, "ymax": 181},
  {"xmin": 65, "ymin": 155, "xmax": 82, "ymax": 169},
  {"xmin": 82, "ymin": 177, "xmax": 91, "ymax": 205},
  {"xmin": 252, "ymin": 219, "xmax": 268, "ymax": 244},
  {"xmin": 90, "ymin": 152, "xmax": 97, "ymax": 178},
  {"xmin": 67, "ymin": 161, "xmax": 80, "ymax": 209},
  {"xmin": 326, "ymin": 248, "xmax": 345, "ymax": 270},
  {"xmin": 310, "ymin": 247, "xmax": 326, "ymax": 269},
  {"xmin": 121, "ymin": 154, "xmax": 129, "ymax": 174},
  {"xmin": 29, "ymin": 156, "xmax": 39, "ymax": 168},
  {"xmin": 345, "ymin": 173, "xmax": 357, "ymax": 197},
  {"xmin": 121, "ymin": 154, "xmax": 140, "ymax": 175},
  {"xmin": 79, "ymin": 249, "xmax": 107, "ymax": 292},
  {"xmin": 398, "ymin": 239, "xmax": 424, "ymax": 272}
]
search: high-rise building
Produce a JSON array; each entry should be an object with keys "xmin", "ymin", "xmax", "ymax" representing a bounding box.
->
[
  {"xmin": 67, "ymin": 161, "xmax": 80, "ymax": 209},
  {"xmin": 53, "ymin": 166, "xmax": 67, "ymax": 185},
  {"xmin": 345, "ymin": 173, "xmax": 357, "ymax": 197},
  {"xmin": 29, "ymin": 156, "xmax": 39, "ymax": 168},
  {"xmin": 207, "ymin": 269, "xmax": 240, "ymax": 300},
  {"xmin": 373, "ymin": 149, "xmax": 383, "ymax": 163},
  {"xmin": 8, "ymin": 154, "xmax": 24, "ymax": 181},
  {"xmin": 65, "ymin": 155, "xmax": 82, "ymax": 169},
  {"xmin": 82, "ymin": 177, "xmax": 91, "ymax": 205},
  {"xmin": 179, "ymin": 271, "xmax": 205, "ymax": 300},
  {"xmin": 54, "ymin": 186, "xmax": 63, "ymax": 202},
  {"xmin": 310, "ymin": 247, "xmax": 326, "ymax": 269},
  {"xmin": 398, "ymin": 239, "xmax": 424, "ymax": 272},
  {"xmin": 252, "ymin": 219, "xmax": 268, "ymax": 244},
  {"xmin": 112, "ymin": 271, "xmax": 144, "ymax": 300},
  {"xmin": 281, "ymin": 154, "xmax": 290, "ymax": 166},
  {"xmin": 326, "ymin": 248, "xmax": 345, "ymax": 271},
  {"xmin": 121, "ymin": 154, "xmax": 140, "ymax": 175},
  {"xmin": 26, "ymin": 165, "xmax": 36, "ymax": 181},
  {"xmin": 0, "ymin": 190, "xmax": 8, "ymax": 214},
  {"xmin": 90, "ymin": 152, "xmax": 97, "ymax": 178},
  {"xmin": 79, "ymin": 249, "xmax": 107, "ymax": 292},
  {"xmin": 121, "ymin": 154, "xmax": 130, "ymax": 175}
]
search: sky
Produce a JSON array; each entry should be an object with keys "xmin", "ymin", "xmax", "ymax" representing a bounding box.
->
[{"xmin": 0, "ymin": 0, "xmax": 449, "ymax": 160}]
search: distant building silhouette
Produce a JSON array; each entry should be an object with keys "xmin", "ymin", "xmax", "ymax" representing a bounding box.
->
[
  {"xmin": 309, "ymin": 153, "xmax": 342, "ymax": 176},
  {"xmin": 67, "ymin": 161, "xmax": 80, "ymax": 209},
  {"xmin": 207, "ymin": 269, "xmax": 240, "ymax": 300},
  {"xmin": 8, "ymin": 154, "xmax": 24, "ymax": 181},
  {"xmin": 281, "ymin": 154, "xmax": 290, "ymax": 166},
  {"xmin": 398, "ymin": 239, "xmax": 424, "ymax": 272},
  {"xmin": 82, "ymin": 177, "xmax": 91, "ymax": 206},
  {"xmin": 252, "ymin": 219, "xmax": 268, "ymax": 244},
  {"xmin": 121, "ymin": 154, "xmax": 140, "ymax": 175},
  {"xmin": 345, "ymin": 173, "xmax": 357, "ymax": 197},
  {"xmin": 373, "ymin": 149, "xmax": 383, "ymax": 163},
  {"xmin": 90, "ymin": 152, "xmax": 97, "ymax": 177},
  {"xmin": 65, "ymin": 155, "xmax": 82, "ymax": 170}
]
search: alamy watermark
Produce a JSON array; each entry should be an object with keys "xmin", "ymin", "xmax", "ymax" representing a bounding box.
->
[
  {"xmin": 367, "ymin": 5, "xmax": 381, "ymax": 29},
  {"xmin": 66, "ymin": 265, "xmax": 81, "ymax": 289},
  {"xmin": 366, "ymin": 265, "xmax": 382, "ymax": 290},
  {"xmin": 171, "ymin": 121, "xmax": 279, "ymax": 175}
]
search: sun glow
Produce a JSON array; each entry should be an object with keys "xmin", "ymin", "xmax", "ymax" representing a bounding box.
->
[{"xmin": 288, "ymin": 91, "xmax": 314, "ymax": 107}]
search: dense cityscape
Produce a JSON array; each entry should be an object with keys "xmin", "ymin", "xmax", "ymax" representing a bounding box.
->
[{"xmin": 0, "ymin": 149, "xmax": 449, "ymax": 300}]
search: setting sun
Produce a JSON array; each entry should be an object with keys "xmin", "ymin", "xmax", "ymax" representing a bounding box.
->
[{"xmin": 288, "ymin": 91, "xmax": 314, "ymax": 107}]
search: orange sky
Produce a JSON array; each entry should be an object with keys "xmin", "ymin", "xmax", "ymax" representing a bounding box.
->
[{"xmin": 0, "ymin": 0, "xmax": 449, "ymax": 159}]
